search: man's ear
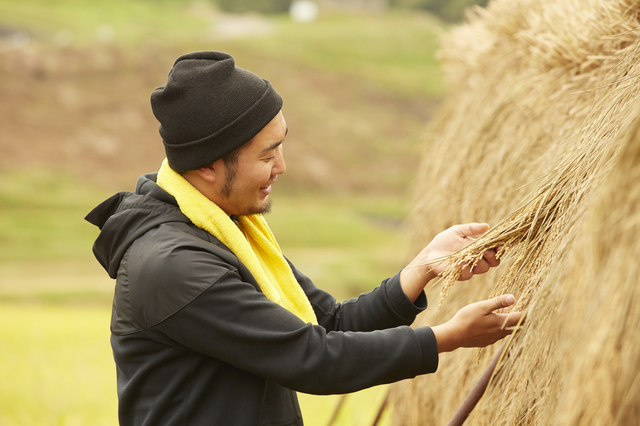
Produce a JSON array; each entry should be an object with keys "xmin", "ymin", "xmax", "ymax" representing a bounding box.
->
[{"xmin": 196, "ymin": 163, "xmax": 217, "ymax": 183}]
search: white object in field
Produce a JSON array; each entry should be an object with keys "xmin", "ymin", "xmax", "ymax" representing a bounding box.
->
[{"xmin": 290, "ymin": 0, "xmax": 319, "ymax": 23}]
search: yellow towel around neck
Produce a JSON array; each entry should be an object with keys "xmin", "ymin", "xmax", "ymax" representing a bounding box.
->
[{"xmin": 156, "ymin": 159, "xmax": 318, "ymax": 325}]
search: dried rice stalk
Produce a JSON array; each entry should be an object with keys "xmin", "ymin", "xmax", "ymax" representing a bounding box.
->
[
  {"xmin": 391, "ymin": 0, "xmax": 640, "ymax": 424},
  {"xmin": 436, "ymin": 79, "xmax": 638, "ymax": 310}
]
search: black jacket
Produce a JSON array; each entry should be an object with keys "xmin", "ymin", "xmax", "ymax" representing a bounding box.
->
[{"xmin": 86, "ymin": 173, "xmax": 439, "ymax": 425}]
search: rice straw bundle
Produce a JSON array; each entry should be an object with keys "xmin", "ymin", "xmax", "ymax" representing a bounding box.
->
[
  {"xmin": 460, "ymin": 100, "xmax": 640, "ymax": 426},
  {"xmin": 547, "ymin": 110, "xmax": 640, "ymax": 425},
  {"xmin": 391, "ymin": 0, "xmax": 640, "ymax": 424},
  {"xmin": 437, "ymin": 79, "xmax": 637, "ymax": 310}
]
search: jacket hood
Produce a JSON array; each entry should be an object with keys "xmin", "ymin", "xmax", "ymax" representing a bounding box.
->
[{"xmin": 85, "ymin": 173, "xmax": 190, "ymax": 278}]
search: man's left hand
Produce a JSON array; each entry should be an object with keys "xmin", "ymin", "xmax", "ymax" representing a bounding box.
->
[{"xmin": 399, "ymin": 223, "xmax": 500, "ymax": 302}]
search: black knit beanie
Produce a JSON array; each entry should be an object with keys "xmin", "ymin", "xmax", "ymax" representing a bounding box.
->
[{"xmin": 150, "ymin": 51, "xmax": 283, "ymax": 172}]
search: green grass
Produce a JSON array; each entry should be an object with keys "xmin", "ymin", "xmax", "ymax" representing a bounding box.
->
[
  {"xmin": 0, "ymin": 302, "xmax": 391, "ymax": 426},
  {"xmin": 0, "ymin": 0, "xmax": 209, "ymax": 45},
  {"xmin": 0, "ymin": 303, "xmax": 117, "ymax": 426},
  {"xmin": 0, "ymin": 170, "xmax": 107, "ymax": 262},
  {"xmin": 298, "ymin": 386, "xmax": 391, "ymax": 426},
  {"xmin": 0, "ymin": 0, "xmax": 445, "ymax": 97},
  {"xmin": 246, "ymin": 11, "xmax": 445, "ymax": 97}
]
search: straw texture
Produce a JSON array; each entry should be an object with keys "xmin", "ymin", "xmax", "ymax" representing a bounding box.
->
[{"xmin": 392, "ymin": 0, "xmax": 640, "ymax": 424}]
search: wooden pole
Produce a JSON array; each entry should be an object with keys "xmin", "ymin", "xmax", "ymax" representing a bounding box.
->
[
  {"xmin": 447, "ymin": 342, "xmax": 507, "ymax": 426},
  {"xmin": 326, "ymin": 394, "xmax": 347, "ymax": 426},
  {"xmin": 371, "ymin": 390, "xmax": 389, "ymax": 426}
]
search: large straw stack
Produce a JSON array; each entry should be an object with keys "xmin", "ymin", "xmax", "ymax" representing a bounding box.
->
[{"xmin": 392, "ymin": 0, "xmax": 640, "ymax": 424}]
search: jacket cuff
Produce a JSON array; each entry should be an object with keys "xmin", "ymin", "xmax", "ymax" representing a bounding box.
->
[
  {"xmin": 384, "ymin": 271, "xmax": 428, "ymax": 323},
  {"xmin": 414, "ymin": 326, "xmax": 439, "ymax": 373}
]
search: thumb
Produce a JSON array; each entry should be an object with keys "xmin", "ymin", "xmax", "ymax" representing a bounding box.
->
[
  {"xmin": 456, "ymin": 222, "xmax": 489, "ymax": 238},
  {"xmin": 482, "ymin": 294, "xmax": 516, "ymax": 313}
]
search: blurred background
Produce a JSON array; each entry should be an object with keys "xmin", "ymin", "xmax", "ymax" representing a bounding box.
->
[{"xmin": 0, "ymin": 0, "xmax": 485, "ymax": 424}]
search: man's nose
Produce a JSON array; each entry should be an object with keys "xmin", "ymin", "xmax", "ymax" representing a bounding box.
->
[{"xmin": 273, "ymin": 148, "xmax": 286, "ymax": 175}]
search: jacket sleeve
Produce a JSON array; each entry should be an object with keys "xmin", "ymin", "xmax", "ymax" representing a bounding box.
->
[
  {"xmin": 286, "ymin": 259, "xmax": 430, "ymax": 333},
  {"xmin": 130, "ymin": 238, "xmax": 439, "ymax": 395}
]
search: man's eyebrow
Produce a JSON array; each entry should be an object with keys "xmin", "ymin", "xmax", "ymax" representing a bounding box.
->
[{"xmin": 261, "ymin": 127, "xmax": 288, "ymax": 153}]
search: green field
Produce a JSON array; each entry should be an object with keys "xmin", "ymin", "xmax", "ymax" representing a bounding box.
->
[{"xmin": 0, "ymin": 1, "xmax": 449, "ymax": 424}]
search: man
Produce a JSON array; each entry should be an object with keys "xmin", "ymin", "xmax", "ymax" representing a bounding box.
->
[{"xmin": 86, "ymin": 51, "xmax": 522, "ymax": 425}]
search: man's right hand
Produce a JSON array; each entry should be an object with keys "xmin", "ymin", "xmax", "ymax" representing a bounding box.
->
[{"xmin": 431, "ymin": 295, "xmax": 523, "ymax": 353}]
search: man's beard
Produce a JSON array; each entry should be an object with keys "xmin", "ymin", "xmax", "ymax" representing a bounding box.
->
[
  {"xmin": 223, "ymin": 172, "xmax": 273, "ymax": 216},
  {"xmin": 259, "ymin": 199, "xmax": 272, "ymax": 215}
]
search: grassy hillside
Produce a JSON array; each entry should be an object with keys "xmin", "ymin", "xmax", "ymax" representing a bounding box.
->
[{"xmin": 0, "ymin": 1, "xmax": 444, "ymax": 194}]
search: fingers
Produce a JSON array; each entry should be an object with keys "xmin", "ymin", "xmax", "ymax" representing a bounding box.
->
[
  {"xmin": 434, "ymin": 223, "xmax": 501, "ymax": 282},
  {"xmin": 487, "ymin": 296, "xmax": 524, "ymax": 334},
  {"xmin": 482, "ymin": 248, "xmax": 500, "ymax": 267},
  {"xmin": 500, "ymin": 311, "xmax": 524, "ymax": 329},
  {"xmin": 458, "ymin": 264, "xmax": 473, "ymax": 281},
  {"xmin": 457, "ymin": 251, "xmax": 497, "ymax": 280},
  {"xmin": 455, "ymin": 224, "xmax": 500, "ymax": 278},
  {"xmin": 473, "ymin": 258, "xmax": 490, "ymax": 274},
  {"xmin": 446, "ymin": 296, "xmax": 523, "ymax": 350},
  {"xmin": 459, "ymin": 260, "xmax": 488, "ymax": 281}
]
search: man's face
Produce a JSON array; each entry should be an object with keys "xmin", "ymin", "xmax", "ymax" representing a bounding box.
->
[{"xmin": 215, "ymin": 111, "xmax": 287, "ymax": 216}]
